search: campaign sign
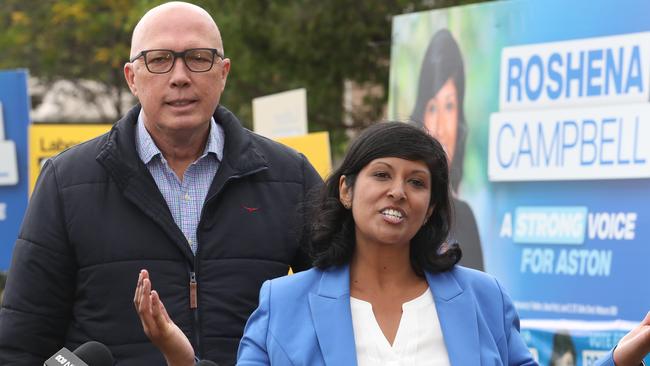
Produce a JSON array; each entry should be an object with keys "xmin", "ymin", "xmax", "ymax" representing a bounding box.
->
[
  {"xmin": 28, "ymin": 124, "xmax": 112, "ymax": 195},
  {"xmin": 520, "ymin": 319, "xmax": 649, "ymax": 365},
  {"xmin": 389, "ymin": 0, "xmax": 650, "ymax": 322},
  {"xmin": 0, "ymin": 70, "xmax": 30, "ymax": 270}
]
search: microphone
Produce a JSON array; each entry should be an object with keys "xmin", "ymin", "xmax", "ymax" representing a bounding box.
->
[
  {"xmin": 196, "ymin": 360, "xmax": 219, "ymax": 366},
  {"xmin": 44, "ymin": 341, "xmax": 114, "ymax": 366}
]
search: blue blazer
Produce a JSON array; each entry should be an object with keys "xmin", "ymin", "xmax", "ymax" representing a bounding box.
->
[{"xmin": 237, "ymin": 265, "xmax": 550, "ymax": 365}]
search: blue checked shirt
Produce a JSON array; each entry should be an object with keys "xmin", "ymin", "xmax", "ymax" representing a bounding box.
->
[{"xmin": 135, "ymin": 111, "xmax": 224, "ymax": 254}]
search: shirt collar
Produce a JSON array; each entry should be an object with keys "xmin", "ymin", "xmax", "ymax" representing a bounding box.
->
[
  {"xmin": 135, "ymin": 110, "xmax": 224, "ymax": 165},
  {"xmin": 204, "ymin": 116, "xmax": 225, "ymax": 162}
]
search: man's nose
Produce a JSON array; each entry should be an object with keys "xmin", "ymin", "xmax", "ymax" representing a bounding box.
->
[{"xmin": 169, "ymin": 57, "xmax": 191, "ymax": 86}]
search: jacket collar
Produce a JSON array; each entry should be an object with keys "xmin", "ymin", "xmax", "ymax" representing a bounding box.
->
[
  {"xmin": 309, "ymin": 266, "xmax": 480, "ymax": 365},
  {"xmin": 426, "ymin": 269, "xmax": 481, "ymax": 366},
  {"xmin": 97, "ymin": 104, "xmax": 268, "ymax": 189},
  {"xmin": 204, "ymin": 105, "xmax": 268, "ymax": 203},
  {"xmin": 95, "ymin": 104, "xmax": 268, "ymax": 261},
  {"xmin": 309, "ymin": 266, "xmax": 357, "ymax": 366}
]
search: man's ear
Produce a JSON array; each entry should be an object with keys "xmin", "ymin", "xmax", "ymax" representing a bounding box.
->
[
  {"xmin": 124, "ymin": 62, "xmax": 138, "ymax": 96},
  {"xmin": 339, "ymin": 175, "xmax": 352, "ymax": 209},
  {"xmin": 219, "ymin": 58, "xmax": 231, "ymax": 87}
]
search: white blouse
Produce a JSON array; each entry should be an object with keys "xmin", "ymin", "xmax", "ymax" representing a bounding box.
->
[{"xmin": 350, "ymin": 288, "xmax": 451, "ymax": 366}]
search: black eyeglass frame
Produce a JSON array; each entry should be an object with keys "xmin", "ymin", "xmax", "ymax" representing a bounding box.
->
[{"xmin": 129, "ymin": 48, "xmax": 224, "ymax": 74}]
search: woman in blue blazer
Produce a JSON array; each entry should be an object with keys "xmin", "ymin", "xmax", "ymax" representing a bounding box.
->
[
  {"xmin": 237, "ymin": 264, "xmax": 533, "ymax": 365},
  {"xmin": 136, "ymin": 123, "xmax": 649, "ymax": 366}
]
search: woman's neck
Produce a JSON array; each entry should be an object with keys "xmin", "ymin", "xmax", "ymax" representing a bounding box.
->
[
  {"xmin": 348, "ymin": 240, "xmax": 429, "ymax": 347},
  {"xmin": 349, "ymin": 242, "xmax": 426, "ymax": 301}
]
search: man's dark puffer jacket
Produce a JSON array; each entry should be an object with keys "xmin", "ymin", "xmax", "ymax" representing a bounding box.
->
[{"xmin": 0, "ymin": 105, "xmax": 322, "ymax": 365}]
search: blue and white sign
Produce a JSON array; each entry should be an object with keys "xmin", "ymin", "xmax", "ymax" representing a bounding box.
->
[
  {"xmin": 389, "ymin": 0, "xmax": 650, "ymax": 323},
  {"xmin": 521, "ymin": 319, "xmax": 650, "ymax": 365},
  {"xmin": 0, "ymin": 70, "xmax": 30, "ymax": 271},
  {"xmin": 0, "ymin": 103, "xmax": 19, "ymax": 186},
  {"xmin": 490, "ymin": 32, "xmax": 650, "ymax": 182}
]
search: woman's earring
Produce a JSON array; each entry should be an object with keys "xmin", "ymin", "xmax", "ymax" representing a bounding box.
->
[{"xmin": 343, "ymin": 201, "xmax": 351, "ymax": 210}]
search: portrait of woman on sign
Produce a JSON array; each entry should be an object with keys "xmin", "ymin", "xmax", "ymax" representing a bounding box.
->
[{"xmin": 410, "ymin": 28, "xmax": 484, "ymax": 271}]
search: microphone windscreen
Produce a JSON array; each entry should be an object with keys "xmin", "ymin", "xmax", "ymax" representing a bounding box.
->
[
  {"xmin": 43, "ymin": 347, "xmax": 87, "ymax": 366},
  {"xmin": 196, "ymin": 360, "xmax": 219, "ymax": 366},
  {"xmin": 73, "ymin": 341, "xmax": 114, "ymax": 366}
]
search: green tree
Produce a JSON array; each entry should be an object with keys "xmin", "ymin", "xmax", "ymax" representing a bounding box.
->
[
  {"xmin": 0, "ymin": 0, "xmax": 156, "ymax": 118},
  {"xmin": 0, "ymin": 0, "xmax": 487, "ymax": 156},
  {"xmin": 200, "ymin": 0, "xmax": 487, "ymax": 155}
]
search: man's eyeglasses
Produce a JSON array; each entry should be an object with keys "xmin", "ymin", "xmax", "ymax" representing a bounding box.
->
[{"xmin": 129, "ymin": 48, "xmax": 223, "ymax": 74}]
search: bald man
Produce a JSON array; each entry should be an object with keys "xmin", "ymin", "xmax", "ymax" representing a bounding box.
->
[{"xmin": 0, "ymin": 2, "xmax": 321, "ymax": 365}]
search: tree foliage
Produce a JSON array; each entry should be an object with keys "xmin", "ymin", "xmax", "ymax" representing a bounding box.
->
[
  {"xmin": 0, "ymin": 0, "xmax": 487, "ymax": 156},
  {"xmin": 0, "ymin": 0, "xmax": 156, "ymax": 118}
]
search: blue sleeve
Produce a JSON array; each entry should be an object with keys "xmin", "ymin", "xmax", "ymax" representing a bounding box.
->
[
  {"xmin": 237, "ymin": 281, "xmax": 273, "ymax": 365},
  {"xmin": 591, "ymin": 349, "xmax": 646, "ymax": 366},
  {"xmin": 593, "ymin": 350, "xmax": 616, "ymax": 366},
  {"xmin": 494, "ymin": 280, "xmax": 538, "ymax": 366},
  {"xmin": 237, "ymin": 281, "xmax": 295, "ymax": 366}
]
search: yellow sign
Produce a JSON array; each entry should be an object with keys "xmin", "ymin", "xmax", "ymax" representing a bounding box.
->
[
  {"xmin": 29, "ymin": 126, "xmax": 332, "ymax": 195},
  {"xmin": 276, "ymin": 131, "xmax": 332, "ymax": 275},
  {"xmin": 29, "ymin": 124, "xmax": 112, "ymax": 194},
  {"xmin": 277, "ymin": 132, "xmax": 332, "ymax": 179}
]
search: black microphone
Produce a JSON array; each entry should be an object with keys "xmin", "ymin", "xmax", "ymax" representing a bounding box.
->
[
  {"xmin": 196, "ymin": 360, "xmax": 219, "ymax": 366},
  {"xmin": 44, "ymin": 341, "xmax": 114, "ymax": 366}
]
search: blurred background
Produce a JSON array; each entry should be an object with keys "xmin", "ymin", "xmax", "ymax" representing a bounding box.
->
[
  {"xmin": 0, "ymin": 0, "xmax": 487, "ymax": 301},
  {"xmin": 0, "ymin": 0, "xmax": 486, "ymax": 159},
  {"xmin": 6, "ymin": 2, "xmax": 649, "ymax": 365}
]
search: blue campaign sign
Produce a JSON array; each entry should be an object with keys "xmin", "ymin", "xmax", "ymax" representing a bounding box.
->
[
  {"xmin": 390, "ymin": 0, "xmax": 650, "ymax": 323},
  {"xmin": 520, "ymin": 319, "xmax": 650, "ymax": 366},
  {"xmin": 0, "ymin": 70, "xmax": 30, "ymax": 271}
]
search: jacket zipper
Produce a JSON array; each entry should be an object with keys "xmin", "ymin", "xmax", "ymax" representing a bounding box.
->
[
  {"xmin": 190, "ymin": 271, "xmax": 198, "ymax": 309},
  {"xmin": 189, "ymin": 268, "xmax": 200, "ymax": 357},
  {"xmin": 190, "ymin": 167, "xmax": 267, "ymax": 358}
]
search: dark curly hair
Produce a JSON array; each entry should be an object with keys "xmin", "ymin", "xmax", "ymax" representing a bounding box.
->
[
  {"xmin": 410, "ymin": 29, "xmax": 467, "ymax": 194},
  {"xmin": 306, "ymin": 122, "xmax": 461, "ymax": 275}
]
